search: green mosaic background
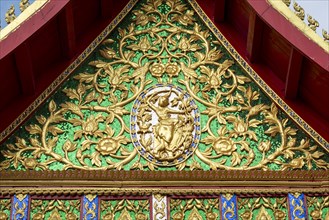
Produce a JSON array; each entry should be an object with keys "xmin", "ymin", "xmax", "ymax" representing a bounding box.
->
[{"xmin": 0, "ymin": 0, "xmax": 328, "ymax": 172}]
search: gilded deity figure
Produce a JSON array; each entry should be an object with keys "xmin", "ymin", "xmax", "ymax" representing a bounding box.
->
[{"xmin": 145, "ymin": 89, "xmax": 194, "ymax": 160}]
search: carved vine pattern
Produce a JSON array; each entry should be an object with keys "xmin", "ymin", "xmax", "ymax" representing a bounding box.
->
[{"xmin": 0, "ymin": 0, "xmax": 328, "ymax": 171}]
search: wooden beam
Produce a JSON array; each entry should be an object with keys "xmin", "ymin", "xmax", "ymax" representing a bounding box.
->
[
  {"xmin": 101, "ymin": 0, "xmax": 114, "ymax": 19},
  {"xmin": 285, "ymin": 48, "xmax": 303, "ymax": 99},
  {"xmin": 246, "ymin": 11, "xmax": 263, "ymax": 62},
  {"xmin": 15, "ymin": 43, "xmax": 35, "ymax": 96},
  {"xmin": 58, "ymin": 1, "xmax": 76, "ymax": 59},
  {"xmin": 214, "ymin": 0, "xmax": 226, "ymax": 23}
]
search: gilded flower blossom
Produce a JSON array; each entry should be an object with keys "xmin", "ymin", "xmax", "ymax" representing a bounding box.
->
[
  {"xmin": 23, "ymin": 158, "xmax": 37, "ymax": 169},
  {"xmin": 165, "ymin": 63, "xmax": 180, "ymax": 76},
  {"xmin": 241, "ymin": 210, "xmax": 252, "ymax": 220},
  {"xmin": 206, "ymin": 212, "xmax": 217, "ymax": 220},
  {"xmin": 274, "ymin": 210, "xmax": 286, "ymax": 219},
  {"xmin": 96, "ymin": 137, "xmax": 121, "ymax": 155},
  {"xmin": 289, "ymin": 158, "xmax": 305, "ymax": 169},
  {"xmin": 127, "ymin": 36, "xmax": 157, "ymax": 52},
  {"xmin": 233, "ymin": 117, "xmax": 248, "ymax": 134},
  {"xmin": 133, "ymin": 10, "xmax": 157, "ymax": 26},
  {"xmin": 96, "ymin": 126, "xmax": 129, "ymax": 155},
  {"xmin": 0, "ymin": 212, "xmax": 8, "ymax": 220},
  {"xmin": 103, "ymin": 213, "xmax": 113, "ymax": 220},
  {"xmin": 171, "ymin": 10, "xmax": 195, "ymax": 26},
  {"xmin": 258, "ymin": 140, "xmax": 271, "ymax": 152},
  {"xmin": 32, "ymin": 213, "xmax": 43, "ymax": 220},
  {"xmin": 202, "ymin": 127, "xmax": 237, "ymax": 156},
  {"xmin": 82, "ymin": 115, "xmax": 101, "ymax": 135},
  {"xmin": 213, "ymin": 138, "xmax": 237, "ymax": 156},
  {"xmin": 150, "ymin": 63, "xmax": 165, "ymax": 77},
  {"xmin": 136, "ymin": 213, "xmax": 147, "ymax": 220},
  {"xmin": 310, "ymin": 209, "xmax": 321, "ymax": 219},
  {"xmin": 199, "ymin": 60, "xmax": 233, "ymax": 91},
  {"xmin": 173, "ymin": 212, "xmax": 183, "ymax": 220},
  {"xmin": 177, "ymin": 36, "xmax": 200, "ymax": 52},
  {"xmin": 66, "ymin": 213, "xmax": 77, "ymax": 220},
  {"xmin": 207, "ymin": 48, "xmax": 223, "ymax": 61},
  {"xmin": 199, "ymin": 66, "xmax": 222, "ymax": 91},
  {"xmin": 104, "ymin": 65, "xmax": 130, "ymax": 90}
]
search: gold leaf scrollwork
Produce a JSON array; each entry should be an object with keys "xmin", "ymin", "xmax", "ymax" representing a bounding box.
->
[
  {"xmin": 30, "ymin": 199, "xmax": 80, "ymax": 220},
  {"xmin": 0, "ymin": 0, "xmax": 328, "ymax": 172},
  {"xmin": 307, "ymin": 196, "xmax": 329, "ymax": 220},
  {"xmin": 0, "ymin": 199, "xmax": 10, "ymax": 220},
  {"xmin": 170, "ymin": 198, "xmax": 219, "ymax": 220},
  {"xmin": 101, "ymin": 199, "xmax": 149, "ymax": 220},
  {"xmin": 238, "ymin": 197, "xmax": 287, "ymax": 220}
]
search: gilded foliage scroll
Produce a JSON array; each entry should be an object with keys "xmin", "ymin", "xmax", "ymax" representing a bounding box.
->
[{"xmin": 0, "ymin": 0, "xmax": 328, "ymax": 171}]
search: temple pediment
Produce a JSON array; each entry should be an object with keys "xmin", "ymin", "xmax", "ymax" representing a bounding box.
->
[{"xmin": 0, "ymin": 0, "xmax": 328, "ymax": 219}]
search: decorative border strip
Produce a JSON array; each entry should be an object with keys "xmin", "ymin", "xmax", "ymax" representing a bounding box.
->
[
  {"xmin": 82, "ymin": 195, "xmax": 99, "ymax": 220},
  {"xmin": 0, "ymin": 0, "xmax": 138, "ymax": 143},
  {"xmin": 11, "ymin": 194, "xmax": 29, "ymax": 220},
  {"xmin": 189, "ymin": 0, "xmax": 329, "ymax": 150},
  {"xmin": 0, "ymin": 187, "xmax": 328, "ymax": 197},
  {"xmin": 288, "ymin": 193, "xmax": 308, "ymax": 219},
  {"xmin": 0, "ymin": 170, "xmax": 328, "ymax": 181},
  {"xmin": 220, "ymin": 194, "xmax": 238, "ymax": 220}
]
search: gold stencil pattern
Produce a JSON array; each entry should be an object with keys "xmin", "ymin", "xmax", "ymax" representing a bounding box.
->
[
  {"xmin": 306, "ymin": 196, "xmax": 329, "ymax": 220},
  {"xmin": 238, "ymin": 197, "xmax": 287, "ymax": 220},
  {"xmin": 170, "ymin": 198, "xmax": 219, "ymax": 220},
  {"xmin": 0, "ymin": 199, "xmax": 11, "ymax": 220},
  {"xmin": 30, "ymin": 199, "xmax": 80, "ymax": 220},
  {"xmin": 100, "ymin": 199, "xmax": 149, "ymax": 220}
]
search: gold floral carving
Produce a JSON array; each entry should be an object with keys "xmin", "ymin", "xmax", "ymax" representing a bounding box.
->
[
  {"xmin": 0, "ymin": 0, "xmax": 328, "ymax": 172},
  {"xmin": 238, "ymin": 197, "xmax": 287, "ymax": 220},
  {"xmin": 0, "ymin": 199, "xmax": 10, "ymax": 220},
  {"xmin": 170, "ymin": 198, "xmax": 218, "ymax": 220},
  {"xmin": 30, "ymin": 199, "xmax": 80, "ymax": 220},
  {"xmin": 306, "ymin": 196, "xmax": 329, "ymax": 220},
  {"xmin": 101, "ymin": 199, "xmax": 149, "ymax": 220}
]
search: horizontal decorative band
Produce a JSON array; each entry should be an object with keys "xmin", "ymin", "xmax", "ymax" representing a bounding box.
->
[
  {"xmin": 0, "ymin": 187, "xmax": 328, "ymax": 197},
  {"xmin": 0, "ymin": 170, "xmax": 328, "ymax": 181}
]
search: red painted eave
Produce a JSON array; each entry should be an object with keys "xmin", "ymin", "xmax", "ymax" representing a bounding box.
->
[
  {"xmin": 247, "ymin": 0, "xmax": 329, "ymax": 72},
  {"xmin": 0, "ymin": 0, "xmax": 70, "ymax": 59}
]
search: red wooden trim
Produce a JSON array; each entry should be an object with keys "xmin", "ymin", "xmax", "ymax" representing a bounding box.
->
[
  {"xmin": 101, "ymin": 0, "xmax": 114, "ymax": 19},
  {"xmin": 15, "ymin": 43, "xmax": 35, "ymax": 96},
  {"xmin": 214, "ymin": 0, "xmax": 226, "ymax": 23},
  {"xmin": 246, "ymin": 10, "xmax": 263, "ymax": 62},
  {"xmin": 0, "ymin": 0, "xmax": 70, "ymax": 59},
  {"xmin": 285, "ymin": 48, "xmax": 303, "ymax": 99},
  {"xmin": 58, "ymin": 1, "xmax": 76, "ymax": 59},
  {"xmin": 246, "ymin": 0, "xmax": 329, "ymax": 72}
]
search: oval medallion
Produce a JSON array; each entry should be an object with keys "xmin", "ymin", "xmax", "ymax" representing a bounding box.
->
[{"xmin": 130, "ymin": 84, "xmax": 201, "ymax": 166}]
